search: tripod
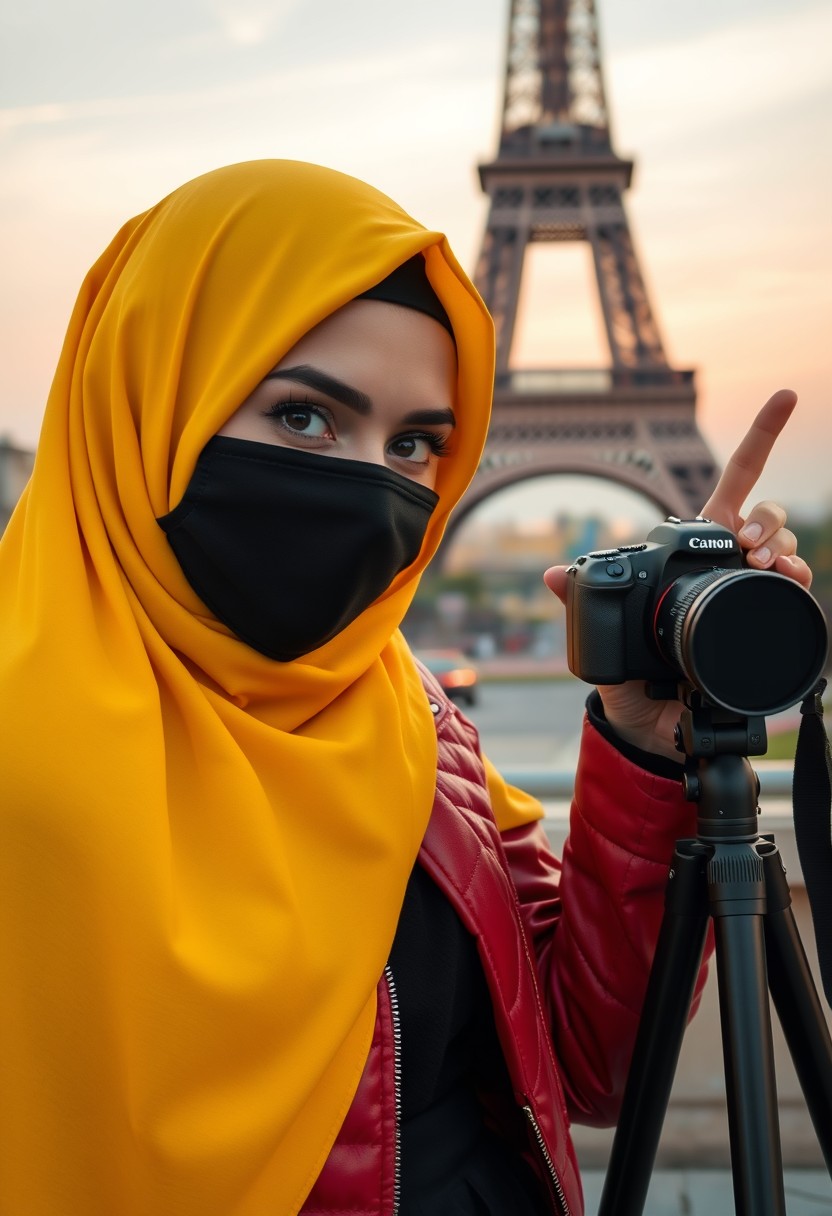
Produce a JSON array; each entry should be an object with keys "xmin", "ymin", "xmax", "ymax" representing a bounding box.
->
[{"xmin": 598, "ymin": 693, "xmax": 832, "ymax": 1216}]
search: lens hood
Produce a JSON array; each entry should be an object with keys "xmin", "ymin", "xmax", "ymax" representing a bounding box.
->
[{"xmin": 656, "ymin": 569, "xmax": 828, "ymax": 716}]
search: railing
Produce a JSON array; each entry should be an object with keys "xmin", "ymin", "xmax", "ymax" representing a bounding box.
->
[
  {"xmin": 498, "ymin": 124, "xmax": 613, "ymax": 155},
  {"xmin": 494, "ymin": 367, "xmax": 695, "ymax": 395},
  {"xmin": 501, "ymin": 762, "xmax": 796, "ymax": 803}
]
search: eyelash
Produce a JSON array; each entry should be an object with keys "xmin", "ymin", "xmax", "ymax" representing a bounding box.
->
[
  {"xmin": 408, "ymin": 431, "xmax": 451, "ymax": 457},
  {"xmin": 262, "ymin": 397, "xmax": 332, "ymax": 433},
  {"xmin": 261, "ymin": 398, "xmax": 452, "ymax": 460}
]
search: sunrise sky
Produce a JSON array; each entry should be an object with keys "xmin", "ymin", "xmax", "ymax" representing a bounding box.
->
[{"xmin": 2, "ymin": 0, "xmax": 831, "ymax": 517}]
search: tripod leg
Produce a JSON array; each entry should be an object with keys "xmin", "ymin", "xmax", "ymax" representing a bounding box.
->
[
  {"xmin": 760, "ymin": 841, "xmax": 832, "ymax": 1174},
  {"xmin": 598, "ymin": 841, "xmax": 710, "ymax": 1216},
  {"xmin": 711, "ymin": 860, "xmax": 786, "ymax": 1216}
]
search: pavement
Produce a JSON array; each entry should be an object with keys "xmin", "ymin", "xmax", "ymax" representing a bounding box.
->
[{"xmin": 581, "ymin": 1169, "xmax": 832, "ymax": 1214}]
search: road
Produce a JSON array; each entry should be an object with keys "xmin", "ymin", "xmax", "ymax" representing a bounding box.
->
[
  {"xmin": 463, "ymin": 676, "xmax": 591, "ymax": 769},
  {"xmin": 463, "ymin": 677, "xmax": 803, "ymax": 772}
]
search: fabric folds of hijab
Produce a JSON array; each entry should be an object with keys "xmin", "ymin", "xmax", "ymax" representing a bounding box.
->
[{"xmin": 0, "ymin": 160, "xmax": 541, "ymax": 1216}]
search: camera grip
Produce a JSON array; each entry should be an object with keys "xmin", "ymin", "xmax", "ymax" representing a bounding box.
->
[{"xmin": 567, "ymin": 581, "xmax": 628, "ymax": 684}]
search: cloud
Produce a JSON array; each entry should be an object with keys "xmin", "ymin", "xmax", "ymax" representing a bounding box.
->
[
  {"xmin": 608, "ymin": 2, "xmax": 832, "ymax": 149},
  {"xmin": 0, "ymin": 35, "xmax": 493, "ymax": 134},
  {"xmin": 160, "ymin": 0, "xmax": 302, "ymax": 57}
]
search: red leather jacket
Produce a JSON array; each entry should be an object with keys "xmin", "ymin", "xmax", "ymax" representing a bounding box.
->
[{"xmin": 301, "ymin": 679, "xmax": 701, "ymax": 1215}]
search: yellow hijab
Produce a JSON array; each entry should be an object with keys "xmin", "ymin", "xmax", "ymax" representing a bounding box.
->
[{"xmin": 0, "ymin": 160, "xmax": 540, "ymax": 1215}]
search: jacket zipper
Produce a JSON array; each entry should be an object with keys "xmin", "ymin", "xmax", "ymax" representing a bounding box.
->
[
  {"xmin": 384, "ymin": 964, "xmax": 403, "ymax": 1216},
  {"xmin": 384, "ymin": 964, "xmax": 567, "ymax": 1215},
  {"xmin": 522, "ymin": 1104, "xmax": 570, "ymax": 1215}
]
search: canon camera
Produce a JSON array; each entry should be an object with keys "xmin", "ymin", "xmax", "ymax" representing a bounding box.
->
[{"xmin": 565, "ymin": 516, "xmax": 828, "ymax": 716}]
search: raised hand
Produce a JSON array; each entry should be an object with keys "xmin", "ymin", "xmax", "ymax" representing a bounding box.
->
[
  {"xmin": 543, "ymin": 389, "xmax": 813, "ymax": 760},
  {"xmin": 698, "ymin": 389, "xmax": 810, "ymax": 587}
]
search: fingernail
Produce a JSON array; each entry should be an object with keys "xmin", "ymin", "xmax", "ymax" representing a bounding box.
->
[
  {"xmin": 741, "ymin": 523, "xmax": 763, "ymax": 543},
  {"xmin": 753, "ymin": 546, "xmax": 771, "ymax": 565}
]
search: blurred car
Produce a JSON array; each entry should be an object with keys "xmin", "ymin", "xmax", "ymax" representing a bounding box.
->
[{"xmin": 415, "ymin": 649, "xmax": 479, "ymax": 707}]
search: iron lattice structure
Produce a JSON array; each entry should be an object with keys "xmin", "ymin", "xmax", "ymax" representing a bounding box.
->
[{"xmin": 450, "ymin": 0, "xmax": 718, "ymax": 539}]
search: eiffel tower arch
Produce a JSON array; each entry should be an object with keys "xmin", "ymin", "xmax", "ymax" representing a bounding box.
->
[{"xmin": 444, "ymin": 0, "xmax": 718, "ymax": 549}]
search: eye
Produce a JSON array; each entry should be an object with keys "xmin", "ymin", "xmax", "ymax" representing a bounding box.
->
[
  {"xmin": 263, "ymin": 401, "xmax": 333, "ymax": 440},
  {"xmin": 388, "ymin": 432, "xmax": 450, "ymax": 463}
]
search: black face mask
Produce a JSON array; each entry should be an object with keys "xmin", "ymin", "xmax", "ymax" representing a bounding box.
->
[{"xmin": 157, "ymin": 436, "xmax": 438, "ymax": 662}]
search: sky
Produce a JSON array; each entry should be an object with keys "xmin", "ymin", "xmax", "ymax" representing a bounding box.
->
[{"xmin": 2, "ymin": 0, "xmax": 831, "ymax": 522}]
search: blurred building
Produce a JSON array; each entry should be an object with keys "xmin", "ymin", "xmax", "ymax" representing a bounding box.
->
[
  {"xmin": 410, "ymin": 510, "xmax": 634, "ymax": 656},
  {"xmin": 0, "ymin": 438, "xmax": 34, "ymax": 532}
]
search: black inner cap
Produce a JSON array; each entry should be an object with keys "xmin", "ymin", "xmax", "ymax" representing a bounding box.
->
[{"xmin": 357, "ymin": 256, "xmax": 454, "ymax": 338}]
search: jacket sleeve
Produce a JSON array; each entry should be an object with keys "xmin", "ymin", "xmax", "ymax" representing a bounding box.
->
[{"xmin": 498, "ymin": 710, "xmax": 711, "ymax": 1127}]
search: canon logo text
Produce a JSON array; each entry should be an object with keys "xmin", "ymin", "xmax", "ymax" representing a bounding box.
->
[{"xmin": 688, "ymin": 537, "xmax": 734, "ymax": 550}]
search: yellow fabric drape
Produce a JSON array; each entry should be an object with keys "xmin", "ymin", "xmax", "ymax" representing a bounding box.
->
[{"xmin": 0, "ymin": 160, "xmax": 540, "ymax": 1215}]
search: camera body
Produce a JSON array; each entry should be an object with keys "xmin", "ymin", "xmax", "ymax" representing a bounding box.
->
[{"xmin": 566, "ymin": 516, "xmax": 742, "ymax": 686}]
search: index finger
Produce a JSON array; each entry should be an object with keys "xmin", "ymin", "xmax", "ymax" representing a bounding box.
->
[{"xmin": 702, "ymin": 389, "xmax": 797, "ymax": 522}]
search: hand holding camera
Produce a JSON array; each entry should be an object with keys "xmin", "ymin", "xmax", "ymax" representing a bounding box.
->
[{"xmin": 544, "ymin": 390, "xmax": 822, "ymax": 761}]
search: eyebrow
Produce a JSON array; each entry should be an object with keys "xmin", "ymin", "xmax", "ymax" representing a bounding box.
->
[
  {"xmin": 264, "ymin": 363, "xmax": 455, "ymax": 428},
  {"xmin": 401, "ymin": 408, "xmax": 456, "ymax": 428},
  {"xmin": 264, "ymin": 364, "xmax": 371, "ymax": 414}
]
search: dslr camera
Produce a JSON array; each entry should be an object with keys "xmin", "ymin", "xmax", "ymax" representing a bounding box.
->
[{"xmin": 565, "ymin": 516, "xmax": 827, "ymax": 717}]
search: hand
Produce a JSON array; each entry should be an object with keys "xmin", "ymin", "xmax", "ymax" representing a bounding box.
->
[{"xmin": 543, "ymin": 389, "xmax": 814, "ymax": 761}]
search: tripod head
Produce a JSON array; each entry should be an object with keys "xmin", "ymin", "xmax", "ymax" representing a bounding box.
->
[
  {"xmin": 648, "ymin": 682, "xmax": 768, "ymax": 842},
  {"xmin": 673, "ymin": 686, "xmax": 767, "ymax": 761}
]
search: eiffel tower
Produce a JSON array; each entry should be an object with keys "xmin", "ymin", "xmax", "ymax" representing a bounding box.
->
[{"xmin": 451, "ymin": 0, "xmax": 718, "ymax": 535}]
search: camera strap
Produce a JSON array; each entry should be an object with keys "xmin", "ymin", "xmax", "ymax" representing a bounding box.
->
[{"xmin": 792, "ymin": 677, "xmax": 832, "ymax": 1009}]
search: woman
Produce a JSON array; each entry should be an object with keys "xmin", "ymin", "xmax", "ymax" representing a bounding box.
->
[{"xmin": 0, "ymin": 160, "xmax": 811, "ymax": 1215}]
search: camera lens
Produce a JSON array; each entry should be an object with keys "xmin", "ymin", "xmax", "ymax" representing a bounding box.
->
[{"xmin": 654, "ymin": 569, "xmax": 828, "ymax": 715}]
